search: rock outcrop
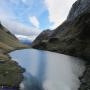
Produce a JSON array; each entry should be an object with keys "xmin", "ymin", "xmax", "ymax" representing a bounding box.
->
[
  {"xmin": 32, "ymin": 0, "xmax": 90, "ymax": 89},
  {"xmin": 0, "ymin": 23, "xmax": 27, "ymax": 89}
]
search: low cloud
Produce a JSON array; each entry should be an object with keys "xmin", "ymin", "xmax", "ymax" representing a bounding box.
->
[
  {"xmin": 15, "ymin": 34, "xmax": 37, "ymax": 42},
  {"xmin": 1, "ymin": 19, "xmax": 41, "ymax": 42},
  {"xmin": 1, "ymin": 19, "xmax": 41, "ymax": 37},
  {"xmin": 29, "ymin": 16, "xmax": 40, "ymax": 28}
]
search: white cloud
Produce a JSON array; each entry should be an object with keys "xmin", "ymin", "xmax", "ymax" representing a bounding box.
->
[
  {"xmin": 1, "ymin": 19, "xmax": 41, "ymax": 37},
  {"xmin": 1, "ymin": 19, "xmax": 41, "ymax": 41},
  {"xmin": 29, "ymin": 16, "xmax": 40, "ymax": 28},
  {"xmin": 0, "ymin": 0, "xmax": 41, "ymax": 41},
  {"xmin": 0, "ymin": 14, "xmax": 39, "ymax": 42},
  {"xmin": 15, "ymin": 34, "xmax": 36, "ymax": 42},
  {"xmin": 45, "ymin": 0, "xmax": 76, "ymax": 29}
]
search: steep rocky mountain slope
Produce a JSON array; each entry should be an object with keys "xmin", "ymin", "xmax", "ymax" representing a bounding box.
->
[
  {"xmin": 32, "ymin": 0, "xmax": 90, "ymax": 89},
  {"xmin": 32, "ymin": 0, "xmax": 90, "ymax": 62}
]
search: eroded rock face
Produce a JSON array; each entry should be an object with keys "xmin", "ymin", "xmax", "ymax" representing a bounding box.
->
[{"xmin": 67, "ymin": 0, "xmax": 90, "ymax": 21}]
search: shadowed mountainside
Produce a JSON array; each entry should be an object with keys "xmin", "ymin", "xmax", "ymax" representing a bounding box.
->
[
  {"xmin": 32, "ymin": 0, "xmax": 90, "ymax": 90},
  {"xmin": 32, "ymin": 0, "xmax": 90, "ymax": 61}
]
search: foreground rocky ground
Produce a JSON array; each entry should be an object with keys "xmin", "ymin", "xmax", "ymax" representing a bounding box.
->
[
  {"xmin": 0, "ymin": 24, "xmax": 28, "ymax": 89},
  {"xmin": 0, "ymin": 57, "xmax": 25, "ymax": 89},
  {"xmin": 32, "ymin": 0, "xmax": 90, "ymax": 89}
]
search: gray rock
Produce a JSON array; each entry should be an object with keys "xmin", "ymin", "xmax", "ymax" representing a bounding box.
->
[{"xmin": 67, "ymin": 0, "xmax": 90, "ymax": 21}]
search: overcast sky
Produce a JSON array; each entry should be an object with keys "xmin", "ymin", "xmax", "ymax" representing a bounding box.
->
[{"xmin": 0, "ymin": 0, "xmax": 76, "ymax": 41}]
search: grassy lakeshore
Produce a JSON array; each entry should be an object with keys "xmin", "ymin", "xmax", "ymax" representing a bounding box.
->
[
  {"xmin": 0, "ymin": 43, "xmax": 30, "ymax": 88},
  {"xmin": 0, "ymin": 23, "xmax": 30, "ymax": 88}
]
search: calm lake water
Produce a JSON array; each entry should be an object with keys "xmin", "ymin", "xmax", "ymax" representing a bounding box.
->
[{"xmin": 10, "ymin": 49, "xmax": 85, "ymax": 90}]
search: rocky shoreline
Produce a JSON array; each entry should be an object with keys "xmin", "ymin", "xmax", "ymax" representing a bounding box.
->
[{"xmin": 79, "ymin": 64, "xmax": 90, "ymax": 90}]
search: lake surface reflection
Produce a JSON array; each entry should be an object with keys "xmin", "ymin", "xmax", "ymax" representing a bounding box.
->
[{"xmin": 10, "ymin": 49, "xmax": 85, "ymax": 90}]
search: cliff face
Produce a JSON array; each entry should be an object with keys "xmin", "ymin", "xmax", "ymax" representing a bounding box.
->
[
  {"xmin": 0, "ymin": 23, "xmax": 27, "ymax": 89},
  {"xmin": 32, "ymin": 0, "xmax": 90, "ymax": 89},
  {"xmin": 32, "ymin": 0, "xmax": 90, "ymax": 62},
  {"xmin": 67, "ymin": 0, "xmax": 90, "ymax": 21}
]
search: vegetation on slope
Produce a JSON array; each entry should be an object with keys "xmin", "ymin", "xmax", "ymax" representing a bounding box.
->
[{"xmin": 0, "ymin": 23, "xmax": 29, "ymax": 89}]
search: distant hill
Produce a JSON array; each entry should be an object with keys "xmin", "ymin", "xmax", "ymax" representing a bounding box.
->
[
  {"xmin": 15, "ymin": 35, "xmax": 32, "ymax": 45},
  {"xmin": 19, "ymin": 39, "xmax": 32, "ymax": 45}
]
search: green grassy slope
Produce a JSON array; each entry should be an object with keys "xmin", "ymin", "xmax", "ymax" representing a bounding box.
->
[
  {"xmin": 0, "ymin": 23, "xmax": 29, "ymax": 53},
  {"xmin": 0, "ymin": 23, "xmax": 28, "ymax": 87}
]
